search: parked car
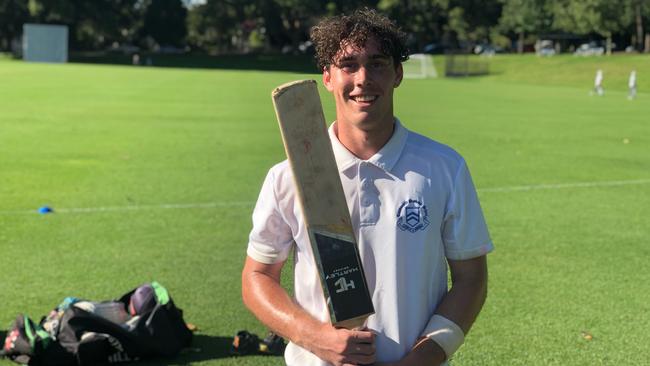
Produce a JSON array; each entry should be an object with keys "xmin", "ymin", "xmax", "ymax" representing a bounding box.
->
[
  {"xmin": 536, "ymin": 40, "xmax": 556, "ymax": 56},
  {"xmin": 574, "ymin": 42, "xmax": 604, "ymax": 56},
  {"xmin": 422, "ymin": 42, "xmax": 447, "ymax": 54},
  {"xmin": 473, "ymin": 44, "xmax": 498, "ymax": 56}
]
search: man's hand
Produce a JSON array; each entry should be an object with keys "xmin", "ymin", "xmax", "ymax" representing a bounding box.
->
[
  {"xmin": 305, "ymin": 325, "xmax": 376, "ymax": 366},
  {"xmin": 242, "ymin": 257, "xmax": 376, "ymax": 365}
]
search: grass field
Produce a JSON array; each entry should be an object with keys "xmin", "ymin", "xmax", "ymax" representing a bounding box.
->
[{"xmin": 1, "ymin": 54, "xmax": 649, "ymax": 365}]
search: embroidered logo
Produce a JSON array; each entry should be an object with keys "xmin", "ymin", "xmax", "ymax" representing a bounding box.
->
[{"xmin": 396, "ymin": 199, "xmax": 430, "ymax": 233}]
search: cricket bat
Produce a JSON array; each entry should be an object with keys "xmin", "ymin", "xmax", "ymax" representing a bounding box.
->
[{"xmin": 272, "ymin": 79, "xmax": 374, "ymax": 329}]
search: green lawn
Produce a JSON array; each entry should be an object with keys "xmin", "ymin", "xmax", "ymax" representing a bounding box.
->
[
  {"xmin": 1, "ymin": 54, "xmax": 649, "ymax": 365},
  {"xmin": 431, "ymin": 53, "xmax": 650, "ymax": 91},
  {"xmin": 486, "ymin": 53, "xmax": 650, "ymax": 92}
]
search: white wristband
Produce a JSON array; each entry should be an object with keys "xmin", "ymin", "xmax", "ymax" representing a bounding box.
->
[{"xmin": 424, "ymin": 314, "xmax": 465, "ymax": 359}]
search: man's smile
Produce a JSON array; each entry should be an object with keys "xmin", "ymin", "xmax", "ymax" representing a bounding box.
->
[{"xmin": 350, "ymin": 94, "xmax": 378, "ymax": 104}]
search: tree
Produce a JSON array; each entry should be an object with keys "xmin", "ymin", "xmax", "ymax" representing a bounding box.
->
[
  {"xmin": 629, "ymin": 0, "xmax": 650, "ymax": 51},
  {"xmin": 498, "ymin": 0, "xmax": 547, "ymax": 53},
  {"xmin": 547, "ymin": 0, "xmax": 633, "ymax": 54},
  {"xmin": 378, "ymin": 0, "xmax": 502, "ymax": 51},
  {"xmin": 0, "ymin": 0, "xmax": 29, "ymax": 51},
  {"xmin": 9, "ymin": 0, "xmax": 644, "ymax": 55},
  {"xmin": 267, "ymin": 0, "xmax": 325, "ymax": 51},
  {"xmin": 378, "ymin": 0, "xmax": 449, "ymax": 51},
  {"xmin": 142, "ymin": 0, "xmax": 188, "ymax": 48},
  {"xmin": 451, "ymin": 0, "xmax": 502, "ymax": 45},
  {"xmin": 445, "ymin": 6, "xmax": 469, "ymax": 44},
  {"xmin": 187, "ymin": 0, "xmax": 267, "ymax": 53},
  {"xmin": 188, "ymin": 0, "xmax": 237, "ymax": 52},
  {"xmin": 26, "ymin": 0, "xmax": 142, "ymax": 50}
]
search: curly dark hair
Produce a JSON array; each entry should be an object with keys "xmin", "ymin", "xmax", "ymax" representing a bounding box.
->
[{"xmin": 310, "ymin": 8, "xmax": 409, "ymax": 70}]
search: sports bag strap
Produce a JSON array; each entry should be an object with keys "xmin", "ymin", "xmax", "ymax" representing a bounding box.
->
[
  {"xmin": 35, "ymin": 329, "xmax": 51, "ymax": 347},
  {"xmin": 23, "ymin": 315, "xmax": 52, "ymax": 351},
  {"xmin": 23, "ymin": 315, "xmax": 36, "ymax": 350},
  {"xmin": 151, "ymin": 282, "xmax": 169, "ymax": 305}
]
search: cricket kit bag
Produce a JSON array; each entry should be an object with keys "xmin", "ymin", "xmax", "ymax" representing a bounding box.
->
[{"xmin": 1, "ymin": 282, "xmax": 192, "ymax": 365}]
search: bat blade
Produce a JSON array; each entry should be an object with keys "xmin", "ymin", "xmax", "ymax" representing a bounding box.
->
[{"xmin": 272, "ymin": 80, "xmax": 374, "ymax": 329}]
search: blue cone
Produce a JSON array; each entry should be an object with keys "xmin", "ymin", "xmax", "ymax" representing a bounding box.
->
[{"xmin": 38, "ymin": 206, "xmax": 54, "ymax": 214}]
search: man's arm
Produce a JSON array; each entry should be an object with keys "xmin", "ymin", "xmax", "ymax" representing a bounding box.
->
[
  {"xmin": 241, "ymin": 256, "xmax": 376, "ymax": 366},
  {"xmin": 378, "ymin": 255, "xmax": 488, "ymax": 366}
]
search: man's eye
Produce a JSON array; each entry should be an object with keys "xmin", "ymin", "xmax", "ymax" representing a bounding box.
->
[
  {"xmin": 340, "ymin": 64, "xmax": 357, "ymax": 72},
  {"xmin": 370, "ymin": 61, "xmax": 389, "ymax": 69}
]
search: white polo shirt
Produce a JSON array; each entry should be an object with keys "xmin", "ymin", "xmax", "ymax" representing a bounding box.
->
[{"xmin": 247, "ymin": 119, "xmax": 493, "ymax": 365}]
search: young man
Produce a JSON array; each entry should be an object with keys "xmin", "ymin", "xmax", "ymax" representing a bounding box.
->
[{"xmin": 242, "ymin": 9, "xmax": 493, "ymax": 366}]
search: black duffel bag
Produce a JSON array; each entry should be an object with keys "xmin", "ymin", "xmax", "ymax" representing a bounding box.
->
[{"xmin": 2, "ymin": 281, "xmax": 192, "ymax": 365}]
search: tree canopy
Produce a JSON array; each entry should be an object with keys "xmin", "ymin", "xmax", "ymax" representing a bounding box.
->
[{"xmin": 1, "ymin": 0, "xmax": 649, "ymax": 53}]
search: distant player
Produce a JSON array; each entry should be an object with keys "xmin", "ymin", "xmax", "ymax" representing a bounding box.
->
[
  {"xmin": 628, "ymin": 70, "xmax": 637, "ymax": 100},
  {"xmin": 592, "ymin": 69, "xmax": 604, "ymax": 96}
]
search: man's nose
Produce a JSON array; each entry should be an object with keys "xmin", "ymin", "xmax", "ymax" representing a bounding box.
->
[{"xmin": 355, "ymin": 65, "xmax": 371, "ymax": 86}]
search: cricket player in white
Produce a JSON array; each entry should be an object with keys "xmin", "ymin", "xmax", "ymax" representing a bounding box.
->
[
  {"xmin": 593, "ymin": 69, "xmax": 604, "ymax": 96},
  {"xmin": 628, "ymin": 70, "xmax": 637, "ymax": 100},
  {"xmin": 242, "ymin": 9, "xmax": 493, "ymax": 366}
]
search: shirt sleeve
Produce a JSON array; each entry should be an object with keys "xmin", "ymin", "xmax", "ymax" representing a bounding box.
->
[
  {"xmin": 247, "ymin": 167, "xmax": 294, "ymax": 264},
  {"xmin": 442, "ymin": 160, "xmax": 494, "ymax": 260}
]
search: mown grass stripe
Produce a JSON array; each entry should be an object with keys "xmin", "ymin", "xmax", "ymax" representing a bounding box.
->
[{"xmin": 2, "ymin": 178, "xmax": 649, "ymax": 215}]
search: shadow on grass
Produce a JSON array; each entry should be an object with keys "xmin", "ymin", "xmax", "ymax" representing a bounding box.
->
[
  {"xmin": 128, "ymin": 334, "xmax": 283, "ymax": 365},
  {"xmin": 69, "ymin": 52, "xmax": 318, "ymax": 74},
  {"xmin": 0, "ymin": 331, "xmax": 279, "ymax": 364}
]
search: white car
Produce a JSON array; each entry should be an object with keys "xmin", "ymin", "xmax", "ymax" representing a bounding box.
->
[
  {"xmin": 536, "ymin": 40, "xmax": 556, "ymax": 56},
  {"xmin": 574, "ymin": 43, "xmax": 604, "ymax": 56}
]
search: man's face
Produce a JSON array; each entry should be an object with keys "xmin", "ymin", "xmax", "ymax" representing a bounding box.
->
[{"xmin": 323, "ymin": 38, "xmax": 403, "ymax": 130}]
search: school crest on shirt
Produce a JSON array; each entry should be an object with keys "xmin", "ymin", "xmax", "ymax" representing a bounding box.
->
[{"xmin": 396, "ymin": 199, "xmax": 430, "ymax": 233}]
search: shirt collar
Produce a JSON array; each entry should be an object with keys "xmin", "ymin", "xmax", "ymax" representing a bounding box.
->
[{"xmin": 328, "ymin": 118, "xmax": 408, "ymax": 173}]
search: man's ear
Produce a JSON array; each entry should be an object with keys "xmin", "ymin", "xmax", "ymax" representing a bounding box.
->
[
  {"xmin": 323, "ymin": 66, "xmax": 334, "ymax": 92},
  {"xmin": 394, "ymin": 63, "xmax": 404, "ymax": 88}
]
